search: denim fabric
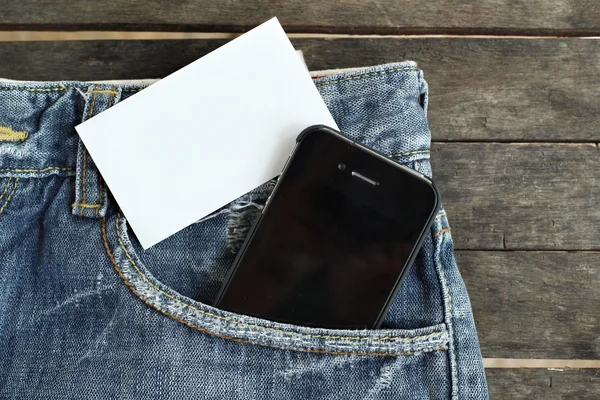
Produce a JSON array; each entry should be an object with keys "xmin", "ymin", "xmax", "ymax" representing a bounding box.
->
[{"xmin": 0, "ymin": 62, "xmax": 488, "ymax": 399}]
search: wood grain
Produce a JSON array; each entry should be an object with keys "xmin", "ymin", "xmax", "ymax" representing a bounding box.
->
[
  {"xmin": 432, "ymin": 143, "xmax": 600, "ymax": 250},
  {"xmin": 487, "ymin": 369, "xmax": 600, "ymax": 399},
  {"xmin": 1, "ymin": 1, "xmax": 600, "ymax": 36},
  {"xmin": 300, "ymin": 38, "xmax": 600, "ymax": 142},
  {"xmin": 1, "ymin": 38, "xmax": 598, "ymax": 141},
  {"xmin": 459, "ymin": 251, "xmax": 600, "ymax": 359}
]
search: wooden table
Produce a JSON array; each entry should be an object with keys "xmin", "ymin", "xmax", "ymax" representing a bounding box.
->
[{"xmin": 1, "ymin": 2, "xmax": 599, "ymax": 397}]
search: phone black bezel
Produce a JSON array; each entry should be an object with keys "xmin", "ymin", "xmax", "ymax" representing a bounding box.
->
[{"xmin": 214, "ymin": 125, "xmax": 441, "ymax": 329}]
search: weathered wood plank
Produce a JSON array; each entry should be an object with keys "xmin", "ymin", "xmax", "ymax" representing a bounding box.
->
[
  {"xmin": 432, "ymin": 143, "xmax": 600, "ymax": 250},
  {"xmin": 301, "ymin": 38, "xmax": 600, "ymax": 142},
  {"xmin": 1, "ymin": 1, "xmax": 600, "ymax": 35},
  {"xmin": 487, "ymin": 369, "xmax": 600, "ymax": 399},
  {"xmin": 0, "ymin": 38, "xmax": 598, "ymax": 141},
  {"xmin": 459, "ymin": 251, "xmax": 600, "ymax": 359}
]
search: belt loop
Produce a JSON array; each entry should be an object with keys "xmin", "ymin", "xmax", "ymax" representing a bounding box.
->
[
  {"xmin": 417, "ymin": 69, "xmax": 428, "ymax": 117},
  {"xmin": 72, "ymin": 85, "xmax": 123, "ymax": 218}
]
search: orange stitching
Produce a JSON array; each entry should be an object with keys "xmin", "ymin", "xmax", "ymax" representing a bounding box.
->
[
  {"xmin": 0, "ymin": 178, "xmax": 13, "ymax": 202},
  {"xmin": 0, "ymin": 166, "xmax": 72, "ymax": 173},
  {"xmin": 0, "ymin": 178, "xmax": 19, "ymax": 215},
  {"xmin": 96, "ymin": 88, "xmax": 117, "ymax": 217},
  {"xmin": 72, "ymin": 203, "xmax": 101, "ymax": 209},
  {"xmin": 89, "ymin": 90, "xmax": 99, "ymax": 117},
  {"xmin": 0, "ymin": 85, "xmax": 142, "ymax": 93},
  {"xmin": 106, "ymin": 87, "xmax": 117, "ymax": 108},
  {"xmin": 296, "ymin": 346, "xmax": 447, "ymax": 358},
  {"xmin": 80, "ymin": 89, "xmax": 98, "ymax": 215},
  {"xmin": 103, "ymin": 218, "xmax": 447, "ymax": 357},
  {"xmin": 102, "ymin": 217, "xmax": 123, "ymax": 274},
  {"xmin": 433, "ymin": 227, "xmax": 451, "ymax": 237},
  {"xmin": 24, "ymin": 84, "xmax": 66, "ymax": 92},
  {"xmin": 112, "ymin": 215, "xmax": 447, "ymax": 344},
  {"xmin": 90, "ymin": 90, "xmax": 118, "ymax": 95}
]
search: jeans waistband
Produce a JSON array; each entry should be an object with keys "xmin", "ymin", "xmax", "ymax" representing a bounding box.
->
[{"xmin": 0, "ymin": 61, "xmax": 431, "ymax": 218}]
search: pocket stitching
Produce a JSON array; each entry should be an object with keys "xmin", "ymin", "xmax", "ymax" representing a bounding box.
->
[
  {"xmin": 314, "ymin": 67, "xmax": 418, "ymax": 88},
  {"xmin": 0, "ymin": 177, "xmax": 19, "ymax": 215},
  {"xmin": 0, "ymin": 177, "xmax": 14, "ymax": 202},
  {"xmin": 432, "ymin": 218, "xmax": 459, "ymax": 398},
  {"xmin": 102, "ymin": 215, "xmax": 450, "ymax": 356},
  {"xmin": 109, "ymin": 214, "xmax": 444, "ymax": 343}
]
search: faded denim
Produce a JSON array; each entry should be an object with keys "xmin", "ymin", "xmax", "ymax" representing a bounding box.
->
[{"xmin": 0, "ymin": 62, "xmax": 488, "ymax": 399}]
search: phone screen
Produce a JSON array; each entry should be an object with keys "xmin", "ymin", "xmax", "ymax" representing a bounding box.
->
[{"xmin": 217, "ymin": 128, "xmax": 438, "ymax": 329}]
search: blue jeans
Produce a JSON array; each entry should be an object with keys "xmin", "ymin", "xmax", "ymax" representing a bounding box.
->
[{"xmin": 0, "ymin": 62, "xmax": 488, "ymax": 399}]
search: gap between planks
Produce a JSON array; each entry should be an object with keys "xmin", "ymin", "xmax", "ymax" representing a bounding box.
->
[
  {"xmin": 484, "ymin": 359, "xmax": 600, "ymax": 369},
  {"xmin": 454, "ymin": 249, "xmax": 600, "ymax": 253},
  {"xmin": 1, "ymin": 31, "xmax": 600, "ymax": 42}
]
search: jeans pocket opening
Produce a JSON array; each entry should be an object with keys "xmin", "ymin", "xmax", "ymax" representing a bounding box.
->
[{"xmin": 102, "ymin": 213, "xmax": 450, "ymax": 357}]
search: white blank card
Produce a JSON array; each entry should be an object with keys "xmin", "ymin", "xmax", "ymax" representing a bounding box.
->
[{"xmin": 76, "ymin": 18, "xmax": 337, "ymax": 248}]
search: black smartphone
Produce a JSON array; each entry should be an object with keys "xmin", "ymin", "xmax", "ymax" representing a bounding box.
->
[{"xmin": 215, "ymin": 125, "xmax": 440, "ymax": 329}]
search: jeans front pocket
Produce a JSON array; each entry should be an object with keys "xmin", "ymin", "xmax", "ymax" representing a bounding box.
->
[
  {"xmin": 101, "ymin": 212, "xmax": 452, "ymax": 398},
  {"xmin": 104, "ymin": 213, "xmax": 449, "ymax": 356}
]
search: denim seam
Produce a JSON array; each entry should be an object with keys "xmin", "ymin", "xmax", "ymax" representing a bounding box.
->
[
  {"xmin": 91, "ymin": 89, "xmax": 119, "ymax": 95},
  {"xmin": 0, "ymin": 150, "xmax": 430, "ymax": 184},
  {"xmin": 0, "ymin": 67, "xmax": 419, "ymax": 94},
  {"xmin": 96, "ymin": 89, "xmax": 117, "ymax": 217},
  {"xmin": 315, "ymin": 67, "xmax": 418, "ymax": 87},
  {"xmin": 435, "ymin": 230, "xmax": 459, "ymax": 399},
  {"xmin": 102, "ymin": 216, "xmax": 449, "ymax": 357},
  {"xmin": 80, "ymin": 145, "xmax": 88, "ymax": 215},
  {"xmin": 433, "ymin": 227, "xmax": 452, "ymax": 237},
  {"xmin": 72, "ymin": 203, "xmax": 101, "ymax": 209},
  {"xmin": 104, "ymin": 215, "xmax": 449, "ymax": 344},
  {"xmin": 390, "ymin": 149, "xmax": 430, "ymax": 158},
  {"xmin": 0, "ymin": 167, "xmax": 73, "ymax": 173},
  {"xmin": 97, "ymin": 180, "xmax": 103, "ymax": 218},
  {"xmin": 442, "ymin": 266, "xmax": 459, "ymax": 399},
  {"xmin": 0, "ymin": 178, "xmax": 13, "ymax": 202},
  {"xmin": 79, "ymin": 88, "xmax": 98, "ymax": 216},
  {"xmin": 0, "ymin": 178, "xmax": 19, "ymax": 215},
  {"xmin": 0, "ymin": 84, "xmax": 67, "ymax": 92},
  {"xmin": 0, "ymin": 85, "xmax": 142, "ymax": 93}
]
